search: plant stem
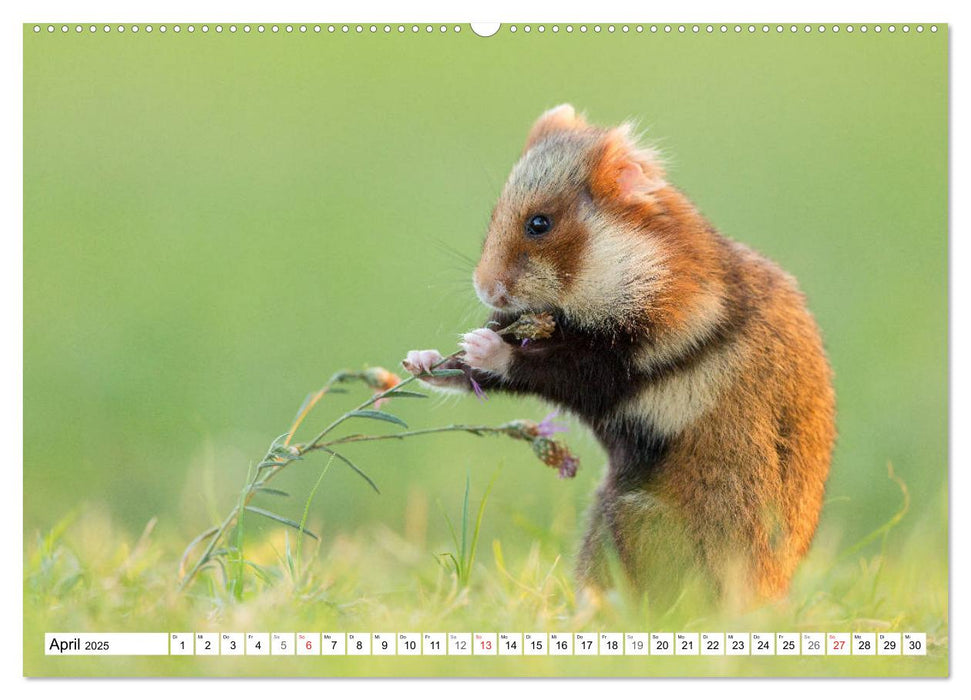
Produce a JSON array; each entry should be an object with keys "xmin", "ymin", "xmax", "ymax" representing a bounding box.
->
[
  {"xmin": 303, "ymin": 351, "xmax": 463, "ymax": 451},
  {"xmin": 319, "ymin": 424, "xmax": 504, "ymax": 447},
  {"xmin": 178, "ymin": 508, "xmax": 241, "ymax": 590}
]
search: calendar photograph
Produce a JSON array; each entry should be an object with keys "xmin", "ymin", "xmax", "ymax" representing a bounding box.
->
[{"xmin": 23, "ymin": 21, "xmax": 948, "ymax": 677}]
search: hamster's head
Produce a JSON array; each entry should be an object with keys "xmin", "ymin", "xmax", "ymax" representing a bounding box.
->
[{"xmin": 473, "ymin": 104, "xmax": 671, "ymax": 332}]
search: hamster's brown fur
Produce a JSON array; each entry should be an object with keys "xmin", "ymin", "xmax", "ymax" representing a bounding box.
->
[{"xmin": 406, "ymin": 105, "xmax": 835, "ymax": 605}]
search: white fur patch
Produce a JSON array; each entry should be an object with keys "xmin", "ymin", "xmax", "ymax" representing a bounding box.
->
[
  {"xmin": 421, "ymin": 381, "xmax": 468, "ymax": 396},
  {"xmin": 618, "ymin": 338, "xmax": 742, "ymax": 436},
  {"xmin": 562, "ymin": 210, "xmax": 669, "ymax": 330}
]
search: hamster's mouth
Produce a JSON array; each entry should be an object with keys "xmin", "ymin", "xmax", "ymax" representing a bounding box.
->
[{"xmin": 484, "ymin": 298, "xmax": 529, "ymax": 313}]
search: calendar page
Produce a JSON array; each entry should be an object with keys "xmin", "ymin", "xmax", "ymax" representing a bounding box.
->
[{"xmin": 23, "ymin": 20, "xmax": 948, "ymax": 678}]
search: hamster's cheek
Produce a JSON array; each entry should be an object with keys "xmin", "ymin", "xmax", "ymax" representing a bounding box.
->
[{"xmin": 514, "ymin": 259, "xmax": 564, "ymax": 309}]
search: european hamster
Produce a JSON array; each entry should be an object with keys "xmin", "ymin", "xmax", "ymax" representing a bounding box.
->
[{"xmin": 405, "ymin": 105, "xmax": 835, "ymax": 605}]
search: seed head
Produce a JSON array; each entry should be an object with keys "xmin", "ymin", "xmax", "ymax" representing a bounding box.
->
[
  {"xmin": 531, "ymin": 437, "xmax": 580, "ymax": 479},
  {"xmin": 498, "ymin": 312, "xmax": 556, "ymax": 342},
  {"xmin": 362, "ymin": 366, "xmax": 401, "ymax": 392}
]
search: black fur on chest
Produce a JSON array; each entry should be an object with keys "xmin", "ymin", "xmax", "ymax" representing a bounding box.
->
[
  {"xmin": 594, "ymin": 414, "xmax": 670, "ymax": 490},
  {"xmin": 482, "ymin": 312, "xmax": 671, "ymax": 486},
  {"xmin": 495, "ymin": 311, "xmax": 646, "ymax": 417}
]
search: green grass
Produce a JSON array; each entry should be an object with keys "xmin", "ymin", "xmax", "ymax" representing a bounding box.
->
[
  {"xmin": 436, "ymin": 470, "xmax": 498, "ymax": 589},
  {"xmin": 24, "ymin": 465, "xmax": 947, "ymax": 677}
]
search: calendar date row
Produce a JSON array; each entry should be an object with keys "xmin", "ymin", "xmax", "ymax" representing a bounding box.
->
[{"xmin": 45, "ymin": 632, "xmax": 926, "ymax": 657}]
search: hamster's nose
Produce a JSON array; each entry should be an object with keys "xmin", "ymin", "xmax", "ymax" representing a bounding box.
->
[{"xmin": 473, "ymin": 276, "xmax": 510, "ymax": 309}]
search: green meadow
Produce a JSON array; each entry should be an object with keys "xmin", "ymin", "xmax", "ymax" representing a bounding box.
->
[{"xmin": 23, "ymin": 24, "xmax": 947, "ymax": 677}]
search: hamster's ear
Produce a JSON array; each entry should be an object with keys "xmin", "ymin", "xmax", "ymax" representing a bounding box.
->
[
  {"xmin": 523, "ymin": 104, "xmax": 587, "ymax": 153},
  {"xmin": 589, "ymin": 125, "xmax": 667, "ymax": 203}
]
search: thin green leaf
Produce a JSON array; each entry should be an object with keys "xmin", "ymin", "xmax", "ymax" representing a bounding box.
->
[
  {"xmin": 437, "ymin": 500, "xmax": 461, "ymax": 556},
  {"xmin": 257, "ymin": 459, "xmax": 300, "ymax": 471},
  {"xmin": 428, "ymin": 368, "xmax": 465, "ymax": 377},
  {"xmin": 178, "ymin": 526, "xmax": 219, "ymax": 578},
  {"xmin": 244, "ymin": 506, "xmax": 320, "ymax": 541},
  {"xmin": 461, "ymin": 473, "xmax": 470, "ymax": 566},
  {"xmin": 203, "ymin": 558, "xmax": 228, "ymax": 588},
  {"xmin": 291, "ymin": 392, "xmax": 316, "ymax": 425},
  {"xmin": 297, "ymin": 453, "xmax": 335, "ymax": 567},
  {"xmin": 284, "ymin": 532, "xmax": 295, "ymax": 579},
  {"xmin": 347, "ymin": 409, "xmax": 408, "ymax": 428},
  {"xmin": 231, "ymin": 486, "xmax": 248, "ymax": 601},
  {"xmin": 268, "ymin": 433, "xmax": 291, "ymax": 450},
  {"xmin": 255, "ymin": 487, "xmax": 290, "ymax": 498},
  {"xmin": 467, "ymin": 468, "xmax": 500, "ymax": 581},
  {"xmin": 386, "ymin": 389, "xmax": 428, "ymax": 399},
  {"xmin": 245, "ymin": 560, "xmax": 276, "ymax": 585},
  {"xmin": 314, "ymin": 447, "xmax": 380, "ymax": 494},
  {"xmin": 439, "ymin": 552, "xmax": 460, "ymax": 576}
]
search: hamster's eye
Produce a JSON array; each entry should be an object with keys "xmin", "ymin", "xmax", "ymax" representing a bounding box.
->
[{"xmin": 525, "ymin": 214, "xmax": 553, "ymax": 237}]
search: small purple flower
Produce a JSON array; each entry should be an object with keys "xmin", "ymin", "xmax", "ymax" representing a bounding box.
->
[
  {"xmin": 537, "ymin": 410, "xmax": 568, "ymax": 437},
  {"xmin": 558, "ymin": 455, "xmax": 579, "ymax": 479},
  {"xmin": 470, "ymin": 376, "xmax": 488, "ymax": 401},
  {"xmin": 521, "ymin": 338, "xmax": 530, "ymax": 347}
]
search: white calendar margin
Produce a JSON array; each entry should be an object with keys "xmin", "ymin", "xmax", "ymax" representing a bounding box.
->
[{"xmin": 7, "ymin": 0, "xmax": 961, "ymax": 697}]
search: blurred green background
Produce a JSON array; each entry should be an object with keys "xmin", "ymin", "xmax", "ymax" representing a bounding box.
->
[{"xmin": 24, "ymin": 25, "xmax": 947, "ymax": 580}]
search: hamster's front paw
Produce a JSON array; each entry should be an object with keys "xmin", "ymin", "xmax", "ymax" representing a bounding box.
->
[
  {"xmin": 403, "ymin": 349, "xmax": 464, "ymax": 390},
  {"xmin": 460, "ymin": 328, "xmax": 512, "ymax": 375},
  {"xmin": 402, "ymin": 349, "xmax": 443, "ymax": 376}
]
